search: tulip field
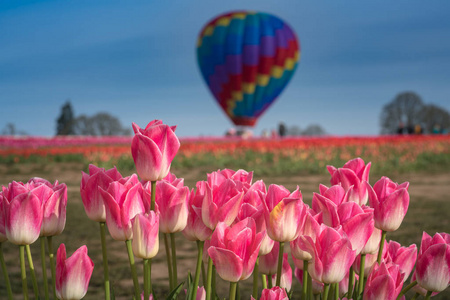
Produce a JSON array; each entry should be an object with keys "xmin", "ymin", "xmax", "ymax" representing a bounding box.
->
[
  {"xmin": 1, "ymin": 134, "xmax": 449, "ymax": 176},
  {"xmin": 0, "ymin": 131, "xmax": 450, "ymax": 300}
]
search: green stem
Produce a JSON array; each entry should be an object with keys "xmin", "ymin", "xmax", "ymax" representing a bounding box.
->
[
  {"xmin": 252, "ymin": 257, "xmax": 259, "ymax": 299},
  {"xmin": 151, "ymin": 181, "xmax": 156, "ymax": 211},
  {"xmin": 170, "ymin": 233, "xmax": 178, "ymax": 288},
  {"xmin": 149, "ymin": 259, "xmax": 152, "ymax": 295},
  {"xmin": 358, "ymin": 254, "xmax": 366, "ymax": 295},
  {"xmin": 164, "ymin": 233, "xmax": 174, "ymax": 291},
  {"xmin": 229, "ymin": 282, "xmax": 238, "ymax": 300},
  {"xmin": 329, "ymin": 283, "xmax": 335, "ymax": 300},
  {"xmin": 202, "ymin": 259, "xmax": 206, "ymax": 286},
  {"xmin": 125, "ymin": 240, "xmax": 141, "ymax": 300},
  {"xmin": 212, "ymin": 266, "xmax": 216, "ymax": 299},
  {"xmin": 0, "ymin": 243, "xmax": 13, "ymax": 300},
  {"xmin": 352, "ymin": 278, "xmax": 359, "ymax": 299},
  {"xmin": 308, "ymin": 271, "xmax": 313, "ymax": 300},
  {"xmin": 261, "ymin": 274, "xmax": 268, "ymax": 290},
  {"xmin": 322, "ymin": 283, "xmax": 330, "ymax": 300},
  {"xmin": 411, "ymin": 292, "xmax": 420, "ymax": 300},
  {"xmin": 191, "ymin": 241, "xmax": 204, "ymax": 300},
  {"xmin": 144, "ymin": 259, "xmax": 150, "ymax": 299},
  {"xmin": 347, "ymin": 267, "xmax": 354, "ymax": 300},
  {"xmin": 268, "ymin": 273, "xmax": 273, "ymax": 289},
  {"xmin": 47, "ymin": 236, "xmax": 57, "ymax": 299},
  {"xmin": 377, "ymin": 231, "xmax": 387, "ymax": 264},
  {"xmin": 206, "ymin": 257, "xmax": 213, "ymax": 300},
  {"xmin": 26, "ymin": 244, "xmax": 40, "ymax": 298},
  {"xmin": 236, "ymin": 282, "xmax": 240, "ymax": 300},
  {"xmin": 40, "ymin": 237, "xmax": 49, "ymax": 300},
  {"xmin": 20, "ymin": 245, "xmax": 29, "ymax": 300},
  {"xmin": 396, "ymin": 280, "xmax": 418, "ymax": 300},
  {"xmin": 425, "ymin": 290, "xmax": 432, "ymax": 300},
  {"xmin": 276, "ymin": 242, "xmax": 284, "ymax": 287},
  {"xmin": 100, "ymin": 222, "xmax": 111, "ymax": 300},
  {"xmin": 334, "ymin": 282, "xmax": 339, "ymax": 300},
  {"xmin": 302, "ymin": 260, "xmax": 308, "ymax": 300}
]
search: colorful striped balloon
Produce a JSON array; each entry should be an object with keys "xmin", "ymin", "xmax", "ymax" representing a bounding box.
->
[{"xmin": 197, "ymin": 11, "xmax": 300, "ymax": 127}]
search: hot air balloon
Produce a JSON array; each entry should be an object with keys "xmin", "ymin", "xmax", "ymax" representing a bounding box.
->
[{"xmin": 197, "ymin": 11, "xmax": 300, "ymax": 127}]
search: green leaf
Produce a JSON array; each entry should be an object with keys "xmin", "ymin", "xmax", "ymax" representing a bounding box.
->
[
  {"xmin": 186, "ymin": 271, "xmax": 193, "ymax": 300},
  {"xmin": 166, "ymin": 282, "xmax": 185, "ymax": 300}
]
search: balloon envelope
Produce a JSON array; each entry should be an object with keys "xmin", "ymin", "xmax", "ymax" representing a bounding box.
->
[{"xmin": 197, "ymin": 11, "xmax": 300, "ymax": 127}]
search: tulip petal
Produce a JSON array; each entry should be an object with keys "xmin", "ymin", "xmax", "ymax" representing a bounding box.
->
[{"xmin": 208, "ymin": 247, "xmax": 243, "ymax": 282}]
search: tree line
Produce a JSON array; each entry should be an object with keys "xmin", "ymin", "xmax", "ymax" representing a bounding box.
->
[
  {"xmin": 56, "ymin": 101, "xmax": 131, "ymax": 136},
  {"xmin": 380, "ymin": 92, "xmax": 449, "ymax": 134}
]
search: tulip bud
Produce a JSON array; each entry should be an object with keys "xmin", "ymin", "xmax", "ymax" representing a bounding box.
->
[{"xmin": 56, "ymin": 244, "xmax": 94, "ymax": 300}]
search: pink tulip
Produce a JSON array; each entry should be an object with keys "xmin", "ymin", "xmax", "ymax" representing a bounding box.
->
[
  {"xmin": 327, "ymin": 158, "xmax": 371, "ymax": 205},
  {"xmin": 259, "ymin": 242, "xmax": 280, "ymax": 276},
  {"xmin": 338, "ymin": 203, "xmax": 374, "ymax": 255},
  {"xmin": 252, "ymin": 286, "xmax": 289, "ymax": 300},
  {"xmin": 269, "ymin": 253, "xmax": 292, "ymax": 292},
  {"xmin": 366, "ymin": 177, "xmax": 409, "ymax": 232},
  {"xmin": 161, "ymin": 172, "xmax": 185, "ymax": 187},
  {"xmin": 361, "ymin": 227, "xmax": 382, "ymax": 255},
  {"xmin": 154, "ymin": 180, "xmax": 189, "ymax": 233},
  {"xmin": 294, "ymin": 268, "xmax": 324, "ymax": 295},
  {"xmin": 132, "ymin": 212, "xmax": 159, "ymax": 259},
  {"xmin": 312, "ymin": 187, "xmax": 374, "ymax": 255},
  {"xmin": 312, "ymin": 184, "xmax": 349, "ymax": 214},
  {"xmin": 182, "ymin": 189, "xmax": 213, "ymax": 241},
  {"xmin": 208, "ymin": 169, "xmax": 253, "ymax": 193},
  {"xmin": 28, "ymin": 178, "xmax": 68, "ymax": 237},
  {"xmin": 208, "ymin": 218, "xmax": 263, "ymax": 282},
  {"xmin": 363, "ymin": 262, "xmax": 404, "ymax": 300},
  {"xmin": 131, "ymin": 120, "xmax": 180, "ymax": 181},
  {"xmin": 212, "ymin": 169, "xmax": 253, "ymax": 190},
  {"xmin": 263, "ymin": 184, "xmax": 306, "ymax": 242},
  {"xmin": 236, "ymin": 180, "xmax": 274, "ymax": 255},
  {"xmin": 297, "ymin": 224, "xmax": 356, "ymax": 284},
  {"xmin": 383, "ymin": 240, "xmax": 417, "ymax": 281},
  {"xmin": 80, "ymin": 164, "xmax": 123, "ymax": 222},
  {"xmin": 141, "ymin": 293, "xmax": 154, "ymax": 300},
  {"xmin": 2, "ymin": 181, "xmax": 43, "ymax": 245},
  {"xmin": 290, "ymin": 212, "xmax": 321, "ymax": 261},
  {"xmin": 410, "ymin": 272, "xmax": 439, "ymax": 297},
  {"xmin": 56, "ymin": 244, "xmax": 94, "ymax": 300},
  {"xmin": 415, "ymin": 232, "xmax": 450, "ymax": 292},
  {"xmin": 200, "ymin": 179, "xmax": 244, "ymax": 230},
  {"xmin": 192, "ymin": 286, "xmax": 206, "ymax": 300},
  {"xmin": 100, "ymin": 174, "xmax": 146, "ymax": 241}
]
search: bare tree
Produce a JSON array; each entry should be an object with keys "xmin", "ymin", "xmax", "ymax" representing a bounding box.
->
[
  {"xmin": 2, "ymin": 123, "xmax": 28, "ymax": 136},
  {"xmin": 302, "ymin": 124, "xmax": 326, "ymax": 136},
  {"xmin": 380, "ymin": 92, "xmax": 425, "ymax": 134},
  {"xmin": 287, "ymin": 125, "xmax": 302, "ymax": 136},
  {"xmin": 73, "ymin": 112, "xmax": 131, "ymax": 136},
  {"xmin": 73, "ymin": 115, "xmax": 95, "ymax": 135},
  {"xmin": 421, "ymin": 104, "xmax": 450, "ymax": 133}
]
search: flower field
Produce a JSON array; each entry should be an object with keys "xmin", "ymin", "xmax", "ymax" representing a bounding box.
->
[{"xmin": 1, "ymin": 134, "xmax": 449, "ymax": 176}]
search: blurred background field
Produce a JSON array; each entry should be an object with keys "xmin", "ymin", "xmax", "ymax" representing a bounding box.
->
[{"xmin": 1, "ymin": 135, "xmax": 450, "ymax": 299}]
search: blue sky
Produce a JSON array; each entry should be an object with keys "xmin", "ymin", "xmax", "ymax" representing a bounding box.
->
[{"xmin": 1, "ymin": 0, "xmax": 450, "ymax": 137}]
